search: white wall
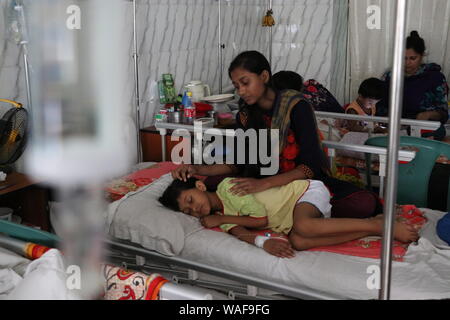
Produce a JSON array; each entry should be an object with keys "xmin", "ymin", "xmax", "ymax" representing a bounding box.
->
[
  {"xmin": 135, "ymin": 0, "xmax": 349, "ymax": 128},
  {"xmin": 135, "ymin": 0, "xmax": 271, "ymax": 128},
  {"xmin": 271, "ymin": 0, "xmax": 348, "ymax": 104}
]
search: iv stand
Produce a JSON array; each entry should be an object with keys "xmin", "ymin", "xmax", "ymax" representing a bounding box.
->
[
  {"xmin": 379, "ymin": 0, "xmax": 407, "ymax": 300},
  {"xmin": 268, "ymin": 0, "xmax": 273, "ymax": 65},
  {"xmin": 13, "ymin": 3, "xmax": 32, "ymax": 113},
  {"xmin": 132, "ymin": 0, "xmax": 142, "ymax": 163}
]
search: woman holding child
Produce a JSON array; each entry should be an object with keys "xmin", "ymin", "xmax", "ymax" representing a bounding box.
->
[
  {"xmin": 173, "ymin": 50, "xmax": 381, "ymax": 220},
  {"xmin": 167, "ymin": 50, "xmax": 419, "ymax": 257}
]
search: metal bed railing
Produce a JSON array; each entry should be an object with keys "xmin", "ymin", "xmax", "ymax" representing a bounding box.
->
[
  {"xmin": 323, "ymin": 140, "xmax": 415, "ymax": 199},
  {"xmin": 105, "ymin": 237, "xmax": 338, "ymax": 300},
  {"xmin": 154, "ymin": 122, "xmax": 416, "ymax": 201},
  {"xmin": 314, "ymin": 110, "xmax": 441, "ymax": 139}
]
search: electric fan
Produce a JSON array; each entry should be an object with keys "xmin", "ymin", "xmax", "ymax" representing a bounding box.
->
[{"xmin": 0, "ymin": 99, "xmax": 28, "ymax": 173}]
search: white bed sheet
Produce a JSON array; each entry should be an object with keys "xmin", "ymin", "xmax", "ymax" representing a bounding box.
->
[
  {"xmin": 179, "ymin": 209, "xmax": 450, "ymax": 300},
  {"xmin": 0, "ymin": 247, "xmax": 29, "ymax": 299}
]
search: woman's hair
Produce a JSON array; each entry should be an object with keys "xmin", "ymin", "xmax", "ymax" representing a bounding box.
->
[
  {"xmin": 158, "ymin": 177, "xmax": 200, "ymax": 212},
  {"xmin": 272, "ymin": 71, "xmax": 304, "ymax": 92},
  {"xmin": 358, "ymin": 78, "xmax": 384, "ymax": 100},
  {"xmin": 228, "ymin": 50, "xmax": 273, "ymax": 82},
  {"xmin": 228, "ymin": 51, "xmax": 276, "ymax": 177},
  {"xmin": 406, "ymin": 30, "xmax": 426, "ymax": 55},
  {"xmin": 229, "ymin": 51, "xmax": 273, "ymax": 132}
]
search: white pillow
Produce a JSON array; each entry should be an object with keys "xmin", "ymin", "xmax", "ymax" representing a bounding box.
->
[{"xmin": 108, "ymin": 173, "xmax": 203, "ymax": 256}]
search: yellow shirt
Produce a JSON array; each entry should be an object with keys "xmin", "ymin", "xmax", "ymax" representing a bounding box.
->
[{"xmin": 216, "ymin": 178, "xmax": 310, "ymax": 234}]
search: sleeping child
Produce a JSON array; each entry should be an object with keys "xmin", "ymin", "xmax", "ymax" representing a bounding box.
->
[{"xmin": 159, "ymin": 177, "xmax": 419, "ymax": 258}]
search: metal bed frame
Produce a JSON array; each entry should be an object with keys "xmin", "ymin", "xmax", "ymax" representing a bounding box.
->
[
  {"xmin": 105, "ymin": 237, "xmax": 337, "ymax": 300},
  {"xmin": 314, "ymin": 110, "xmax": 441, "ymax": 139}
]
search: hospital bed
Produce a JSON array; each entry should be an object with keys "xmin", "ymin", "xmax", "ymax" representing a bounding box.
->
[
  {"xmin": 4, "ymin": 120, "xmax": 447, "ymax": 300},
  {"xmin": 103, "ymin": 164, "xmax": 450, "ymax": 300},
  {"xmin": 2, "ymin": 144, "xmax": 449, "ymax": 300},
  {"xmin": 101, "ymin": 132, "xmax": 450, "ymax": 300}
]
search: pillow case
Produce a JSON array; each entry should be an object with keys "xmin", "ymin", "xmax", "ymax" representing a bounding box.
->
[
  {"xmin": 105, "ymin": 162, "xmax": 180, "ymax": 202},
  {"xmin": 102, "ymin": 264, "xmax": 168, "ymax": 300},
  {"xmin": 108, "ymin": 173, "xmax": 203, "ymax": 256}
]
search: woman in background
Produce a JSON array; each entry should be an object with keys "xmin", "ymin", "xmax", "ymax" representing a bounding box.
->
[
  {"xmin": 378, "ymin": 31, "xmax": 449, "ymax": 210},
  {"xmin": 377, "ymin": 31, "xmax": 448, "ymax": 139}
]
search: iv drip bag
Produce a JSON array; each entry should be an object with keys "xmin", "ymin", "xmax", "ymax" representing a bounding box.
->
[{"xmin": 25, "ymin": 0, "xmax": 131, "ymax": 186}]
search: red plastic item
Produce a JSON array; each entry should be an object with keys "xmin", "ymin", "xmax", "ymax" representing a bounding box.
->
[{"xmin": 194, "ymin": 102, "xmax": 213, "ymax": 117}]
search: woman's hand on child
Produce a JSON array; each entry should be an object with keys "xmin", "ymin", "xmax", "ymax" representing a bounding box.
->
[
  {"xmin": 200, "ymin": 214, "xmax": 223, "ymax": 228},
  {"xmin": 229, "ymin": 178, "xmax": 270, "ymax": 196},
  {"xmin": 263, "ymin": 238, "xmax": 295, "ymax": 259},
  {"xmin": 172, "ymin": 165, "xmax": 198, "ymax": 182}
]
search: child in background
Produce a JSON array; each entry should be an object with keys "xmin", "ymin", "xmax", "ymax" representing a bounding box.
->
[
  {"xmin": 343, "ymin": 78, "xmax": 386, "ymax": 133},
  {"xmin": 159, "ymin": 177, "xmax": 419, "ymax": 258}
]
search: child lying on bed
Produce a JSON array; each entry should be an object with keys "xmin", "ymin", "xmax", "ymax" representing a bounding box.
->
[{"xmin": 159, "ymin": 177, "xmax": 419, "ymax": 258}]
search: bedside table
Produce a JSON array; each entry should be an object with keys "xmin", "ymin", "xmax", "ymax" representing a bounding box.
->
[{"xmin": 0, "ymin": 172, "xmax": 50, "ymax": 231}]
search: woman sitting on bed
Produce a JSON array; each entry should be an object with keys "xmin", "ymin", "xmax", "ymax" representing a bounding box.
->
[
  {"xmin": 377, "ymin": 31, "xmax": 449, "ymax": 140},
  {"xmin": 172, "ymin": 50, "xmax": 382, "ymax": 219},
  {"xmin": 159, "ymin": 177, "xmax": 419, "ymax": 258}
]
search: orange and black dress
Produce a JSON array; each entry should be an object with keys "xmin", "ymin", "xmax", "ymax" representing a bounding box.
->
[{"xmin": 234, "ymin": 89, "xmax": 382, "ymax": 219}]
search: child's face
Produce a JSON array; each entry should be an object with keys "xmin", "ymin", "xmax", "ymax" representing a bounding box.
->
[
  {"xmin": 359, "ymin": 96, "xmax": 380, "ymax": 109},
  {"xmin": 177, "ymin": 182, "xmax": 211, "ymax": 218}
]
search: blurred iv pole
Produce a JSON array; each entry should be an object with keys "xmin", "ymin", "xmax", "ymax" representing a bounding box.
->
[
  {"xmin": 5, "ymin": 0, "xmax": 32, "ymax": 112},
  {"xmin": 132, "ymin": 0, "xmax": 143, "ymax": 163},
  {"xmin": 25, "ymin": 0, "xmax": 131, "ymax": 299}
]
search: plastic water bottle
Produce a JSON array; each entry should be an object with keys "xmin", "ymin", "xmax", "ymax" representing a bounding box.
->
[{"xmin": 183, "ymin": 91, "xmax": 195, "ymax": 124}]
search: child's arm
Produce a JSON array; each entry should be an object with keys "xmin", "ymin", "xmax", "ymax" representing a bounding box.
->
[
  {"xmin": 215, "ymin": 178, "xmax": 269, "ymax": 230},
  {"xmin": 200, "ymin": 214, "xmax": 268, "ymax": 229},
  {"xmin": 345, "ymin": 109, "xmax": 368, "ymax": 132},
  {"xmin": 228, "ymin": 226, "xmax": 295, "ymax": 258}
]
